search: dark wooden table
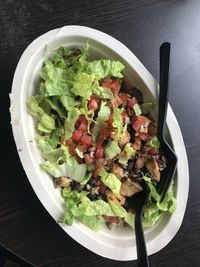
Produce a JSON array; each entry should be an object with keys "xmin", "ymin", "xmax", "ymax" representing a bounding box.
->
[{"xmin": 1, "ymin": 0, "xmax": 200, "ymax": 266}]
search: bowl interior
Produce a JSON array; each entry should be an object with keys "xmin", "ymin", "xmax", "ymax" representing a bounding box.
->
[{"xmin": 11, "ymin": 26, "xmax": 188, "ymax": 261}]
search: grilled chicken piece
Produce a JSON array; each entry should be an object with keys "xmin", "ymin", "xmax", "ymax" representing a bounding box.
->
[
  {"xmin": 111, "ymin": 163, "xmax": 124, "ymax": 180},
  {"xmin": 119, "ymin": 131, "xmax": 130, "ymax": 147},
  {"xmin": 120, "ymin": 178, "xmax": 143, "ymax": 197},
  {"xmin": 146, "ymin": 158, "xmax": 160, "ymax": 181},
  {"xmin": 105, "ymin": 190, "xmax": 125, "ymax": 205},
  {"xmin": 54, "ymin": 176, "xmax": 71, "ymax": 188},
  {"xmin": 132, "ymin": 137, "xmax": 142, "ymax": 150},
  {"xmin": 134, "ymin": 157, "xmax": 145, "ymax": 169}
]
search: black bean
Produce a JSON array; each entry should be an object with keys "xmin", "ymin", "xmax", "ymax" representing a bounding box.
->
[
  {"xmin": 127, "ymin": 160, "xmax": 135, "ymax": 171},
  {"xmin": 88, "ymin": 177, "xmax": 97, "ymax": 186},
  {"xmin": 74, "ymin": 183, "xmax": 84, "ymax": 192},
  {"xmin": 130, "ymin": 87, "xmax": 144, "ymax": 104},
  {"xmin": 88, "ymin": 193, "xmax": 96, "ymax": 201}
]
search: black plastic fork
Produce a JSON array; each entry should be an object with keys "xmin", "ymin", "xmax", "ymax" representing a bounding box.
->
[
  {"xmin": 157, "ymin": 42, "xmax": 177, "ymax": 199},
  {"xmin": 133, "ymin": 42, "xmax": 177, "ymax": 267}
]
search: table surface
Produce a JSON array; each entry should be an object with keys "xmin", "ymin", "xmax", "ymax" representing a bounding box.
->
[{"xmin": 1, "ymin": 0, "xmax": 200, "ymax": 266}]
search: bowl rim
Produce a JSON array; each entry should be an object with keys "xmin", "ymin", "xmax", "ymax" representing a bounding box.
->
[{"xmin": 10, "ymin": 25, "xmax": 189, "ymax": 261}]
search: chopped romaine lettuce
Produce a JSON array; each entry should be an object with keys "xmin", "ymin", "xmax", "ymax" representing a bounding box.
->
[
  {"xmin": 141, "ymin": 102, "xmax": 154, "ymax": 114},
  {"xmin": 133, "ymin": 103, "xmax": 142, "ymax": 116},
  {"xmin": 146, "ymin": 136, "xmax": 160, "ymax": 149},
  {"xmin": 119, "ymin": 143, "xmax": 136, "ymax": 165},
  {"xmin": 64, "ymin": 107, "xmax": 80, "ymax": 140},
  {"xmin": 42, "ymin": 160, "xmax": 87, "ymax": 182},
  {"xmin": 104, "ymin": 140, "xmax": 121, "ymax": 159},
  {"xmin": 99, "ymin": 167, "xmax": 121, "ymax": 197},
  {"xmin": 97, "ymin": 102, "xmax": 110, "ymax": 122},
  {"xmin": 83, "ymin": 59, "xmax": 125, "ymax": 80}
]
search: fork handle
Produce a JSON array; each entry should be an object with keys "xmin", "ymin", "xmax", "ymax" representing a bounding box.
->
[
  {"xmin": 158, "ymin": 42, "xmax": 171, "ymax": 140},
  {"xmin": 135, "ymin": 212, "xmax": 149, "ymax": 267}
]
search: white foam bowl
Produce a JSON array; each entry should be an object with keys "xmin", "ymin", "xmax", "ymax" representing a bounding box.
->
[{"xmin": 10, "ymin": 25, "xmax": 189, "ymax": 261}]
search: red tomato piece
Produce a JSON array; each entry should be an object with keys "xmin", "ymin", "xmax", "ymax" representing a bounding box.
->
[
  {"xmin": 104, "ymin": 216, "xmax": 119, "ymax": 224},
  {"xmin": 72, "ymin": 130, "xmax": 83, "ymax": 142},
  {"xmin": 67, "ymin": 139, "xmax": 77, "ymax": 156},
  {"xmin": 76, "ymin": 143, "xmax": 87, "ymax": 153},
  {"xmin": 139, "ymin": 133, "xmax": 150, "ymax": 142},
  {"xmin": 80, "ymin": 134, "xmax": 92, "ymax": 146},
  {"xmin": 127, "ymin": 97, "xmax": 137, "ymax": 108},
  {"xmin": 119, "ymin": 93, "xmax": 128, "ymax": 102},
  {"xmin": 95, "ymin": 147, "xmax": 104, "ymax": 159},
  {"xmin": 107, "ymin": 113, "xmax": 114, "ymax": 127},
  {"xmin": 75, "ymin": 115, "xmax": 86, "ymax": 127},
  {"xmin": 132, "ymin": 116, "xmax": 150, "ymax": 132},
  {"xmin": 87, "ymin": 97, "xmax": 99, "ymax": 110},
  {"xmin": 148, "ymin": 148, "xmax": 159, "ymax": 155},
  {"xmin": 93, "ymin": 158, "xmax": 106, "ymax": 177},
  {"xmin": 84, "ymin": 154, "xmax": 94, "ymax": 164},
  {"xmin": 78, "ymin": 121, "xmax": 88, "ymax": 133},
  {"xmin": 101, "ymin": 78, "xmax": 121, "ymax": 94}
]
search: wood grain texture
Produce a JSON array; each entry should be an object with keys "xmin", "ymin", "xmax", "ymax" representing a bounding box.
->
[{"xmin": 0, "ymin": 0, "xmax": 200, "ymax": 266}]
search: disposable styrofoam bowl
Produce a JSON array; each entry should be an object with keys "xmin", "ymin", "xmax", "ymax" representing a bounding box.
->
[{"xmin": 10, "ymin": 25, "xmax": 189, "ymax": 261}]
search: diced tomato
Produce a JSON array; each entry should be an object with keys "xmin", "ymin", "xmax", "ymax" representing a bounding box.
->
[
  {"xmin": 72, "ymin": 130, "xmax": 82, "ymax": 142},
  {"xmin": 80, "ymin": 134, "xmax": 92, "ymax": 146},
  {"xmin": 76, "ymin": 143, "xmax": 87, "ymax": 153},
  {"xmin": 101, "ymin": 78, "xmax": 121, "ymax": 94},
  {"xmin": 87, "ymin": 97, "xmax": 99, "ymax": 110},
  {"xmin": 75, "ymin": 115, "xmax": 86, "ymax": 128},
  {"xmin": 148, "ymin": 148, "xmax": 159, "ymax": 156},
  {"xmin": 95, "ymin": 147, "xmax": 104, "ymax": 159},
  {"xmin": 93, "ymin": 165, "xmax": 102, "ymax": 177},
  {"xmin": 84, "ymin": 154, "xmax": 94, "ymax": 164},
  {"xmin": 78, "ymin": 120, "xmax": 88, "ymax": 133},
  {"xmin": 67, "ymin": 139, "xmax": 77, "ymax": 156},
  {"xmin": 127, "ymin": 97, "xmax": 137, "ymax": 108},
  {"xmin": 93, "ymin": 158, "xmax": 106, "ymax": 177},
  {"xmin": 104, "ymin": 216, "xmax": 119, "ymax": 224},
  {"xmin": 148, "ymin": 122, "xmax": 157, "ymax": 135},
  {"xmin": 119, "ymin": 93, "xmax": 128, "ymax": 102},
  {"xmin": 107, "ymin": 113, "xmax": 114, "ymax": 127},
  {"xmin": 142, "ymin": 145, "xmax": 152, "ymax": 154},
  {"xmin": 132, "ymin": 116, "xmax": 150, "ymax": 132},
  {"xmin": 132, "ymin": 119, "xmax": 142, "ymax": 132},
  {"xmin": 100, "ymin": 128, "xmax": 110, "ymax": 139},
  {"xmin": 139, "ymin": 133, "xmax": 150, "ymax": 142}
]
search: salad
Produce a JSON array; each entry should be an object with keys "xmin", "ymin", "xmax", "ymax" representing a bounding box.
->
[{"xmin": 27, "ymin": 44, "xmax": 176, "ymax": 231}]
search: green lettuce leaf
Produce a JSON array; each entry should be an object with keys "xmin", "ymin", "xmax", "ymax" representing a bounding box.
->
[
  {"xmin": 60, "ymin": 95, "xmax": 76, "ymax": 111},
  {"xmin": 84, "ymin": 59, "xmax": 125, "ymax": 80},
  {"xmin": 141, "ymin": 102, "xmax": 155, "ymax": 114},
  {"xmin": 119, "ymin": 143, "xmax": 136, "ymax": 165},
  {"xmin": 142, "ymin": 174, "xmax": 176, "ymax": 227},
  {"xmin": 146, "ymin": 136, "xmax": 160, "ymax": 149},
  {"xmin": 71, "ymin": 72, "xmax": 96, "ymax": 99},
  {"xmin": 42, "ymin": 160, "xmax": 87, "ymax": 182},
  {"xmin": 64, "ymin": 107, "xmax": 81, "ymax": 140},
  {"xmin": 99, "ymin": 167, "xmax": 121, "ymax": 197},
  {"xmin": 104, "ymin": 140, "xmax": 121, "ymax": 159},
  {"xmin": 27, "ymin": 96, "xmax": 56, "ymax": 133},
  {"xmin": 133, "ymin": 103, "xmax": 142, "ymax": 116},
  {"xmin": 93, "ymin": 86, "xmax": 114, "ymax": 99},
  {"xmin": 62, "ymin": 187, "xmax": 134, "ymax": 230},
  {"xmin": 97, "ymin": 102, "xmax": 110, "ymax": 122}
]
